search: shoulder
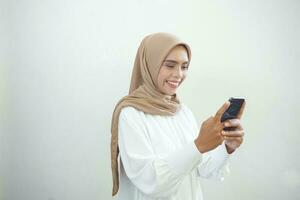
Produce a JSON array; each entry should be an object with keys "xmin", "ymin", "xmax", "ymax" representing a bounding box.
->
[
  {"xmin": 120, "ymin": 106, "xmax": 143, "ymax": 117},
  {"xmin": 118, "ymin": 106, "xmax": 148, "ymax": 132},
  {"xmin": 119, "ymin": 104, "xmax": 195, "ymax": 118},
  {"xmin": 119, "ymin": 106, "xmax": 146, "ymax": 124}
]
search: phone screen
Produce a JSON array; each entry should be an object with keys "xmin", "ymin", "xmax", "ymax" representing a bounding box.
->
[{"xmin": 221, "ymin": 97, "xmax": 245, "ymax": 123}]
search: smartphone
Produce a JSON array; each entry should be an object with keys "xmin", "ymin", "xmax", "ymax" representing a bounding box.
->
[{"xmin": 221, "ymin": 97, "xmax": 245, "ymax": 131}]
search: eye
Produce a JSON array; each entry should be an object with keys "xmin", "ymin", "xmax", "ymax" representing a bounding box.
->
[
  {"xmin": 182, "ymin": 65, "xmax": 189, "ymax": 70},
  {"xmin": 165, "ymin": 64, "xmax": 175, "ymax": 68}
]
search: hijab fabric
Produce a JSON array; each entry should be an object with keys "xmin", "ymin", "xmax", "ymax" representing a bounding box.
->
[{"xmin": 110, "ymin": 32, "xmax": 191, "ymax": 196}]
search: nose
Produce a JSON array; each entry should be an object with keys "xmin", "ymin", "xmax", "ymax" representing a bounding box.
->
[{"xmin": 172, "ymin": 65, "xmax": 183, "ymax": 78}]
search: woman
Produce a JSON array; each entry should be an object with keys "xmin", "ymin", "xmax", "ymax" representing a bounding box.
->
[{"xmin": 110, "ymin": 32, "xmax": 245, "ymax": 199}]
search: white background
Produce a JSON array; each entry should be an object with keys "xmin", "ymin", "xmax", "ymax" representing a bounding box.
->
[{"xmin": 0, "ymin": 0, "xmax": 299, "ymax": 200}]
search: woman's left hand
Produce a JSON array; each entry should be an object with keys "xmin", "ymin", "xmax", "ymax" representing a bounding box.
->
[{"xmin": 221, "ymin": 101, "xmax": 246, "ymax": 154}]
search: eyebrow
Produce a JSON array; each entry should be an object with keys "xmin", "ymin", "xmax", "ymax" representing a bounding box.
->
[{"xmin": 163, "ymin": 60, "xmax": 189, "ymax": 64}]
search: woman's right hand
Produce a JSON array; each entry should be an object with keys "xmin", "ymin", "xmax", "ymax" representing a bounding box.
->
[{"xmin": 194, "ymin": 101, "xmax": 230, "ymax": 153}]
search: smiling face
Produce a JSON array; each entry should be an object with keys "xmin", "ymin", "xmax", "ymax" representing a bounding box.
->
[{"xmin": 156, "ymin": 45, "xmax": 189, "ymax": 96}]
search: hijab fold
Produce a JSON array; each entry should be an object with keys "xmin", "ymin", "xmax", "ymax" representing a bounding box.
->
[{"xmin": 110, "ymin": 32, "xmax": 191, "ymax": 196}]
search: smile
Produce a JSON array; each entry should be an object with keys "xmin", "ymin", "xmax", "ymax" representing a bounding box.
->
[{"xmin": 166, "ymin": 80, "xmax": 180, "ymax": 88}]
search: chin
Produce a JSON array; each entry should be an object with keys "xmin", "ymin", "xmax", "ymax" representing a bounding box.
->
[
  {"xmin": 165, "ymin": 90, "xmax": 176, "ymax": 96},
  {"xmin": 159, "ymin": 86, "xmax": 177, "ymax": 96}
]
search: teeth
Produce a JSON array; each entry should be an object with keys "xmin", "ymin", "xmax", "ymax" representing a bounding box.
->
[{"xmin": 167, "ymin": 81, "xmax": 179, "ymax": 87}]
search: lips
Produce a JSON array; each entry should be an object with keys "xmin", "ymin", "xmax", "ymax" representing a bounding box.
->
[{"xmin": 166, "ymin": 80, "xmax": 180, "ymax": 88}]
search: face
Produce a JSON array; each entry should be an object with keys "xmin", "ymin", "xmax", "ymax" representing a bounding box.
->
[{"xmin": 157, "ymin": 45, "xmax": 189, "ymax": 96}]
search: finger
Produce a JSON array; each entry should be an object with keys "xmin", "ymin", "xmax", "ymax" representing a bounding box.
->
[
  {"xmin": 203, "ymin": 115, "xmax": 213, "ymax": 122},
  {"xmin": 237, "ymin": 100, "xmax": 246, "ymax": 119},
  {"xmin": 224, "ymin": 136, "xmax": 243, "ymax": 143},
  {"xmin": 224, "ymin": 119, "xmax": 241, "ymax": 128},
  {"xmin": 215, "ymin": 101, "xmax": 230, "ymax": 121},
  {"xmin": 221, "ymin": 130, "xmax": 244, "ymax": 137},
  {"xmin": 235, "ymin": 124, "xmax": 243, "ymax": 131}
]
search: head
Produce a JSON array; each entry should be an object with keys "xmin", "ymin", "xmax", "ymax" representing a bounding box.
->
[
  {"xmin": 157, "ymin": 45, "xmax": 189, "ymax": 96},
  {"xmin": 129, "ymin": 32, "xmax": 191, "ymax": 98}
]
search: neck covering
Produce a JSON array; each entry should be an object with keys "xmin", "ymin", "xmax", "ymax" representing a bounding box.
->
[{"xmin": 110, "ymin": 32, "xmax": 191, "ymax": 196}]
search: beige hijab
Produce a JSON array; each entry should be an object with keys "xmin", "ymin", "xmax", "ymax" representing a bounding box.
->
[{"xmin": 110, "ymin": 32, "xmax": 191, "ymax": 196}]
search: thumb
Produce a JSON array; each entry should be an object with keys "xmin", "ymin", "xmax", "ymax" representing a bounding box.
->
[{"xmin": 215, "ymin": 101, "xmax": 230, "ymax": 121}]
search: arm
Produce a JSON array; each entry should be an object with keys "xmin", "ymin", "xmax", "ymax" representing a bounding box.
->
[
  {"xmin": 118, "ymin": 107, "xmax": 203, "ymax": 198},
  {"xmin": 183, "ymin": 104, "xmax": 232, "ymax": 180},
  {"xmin": 197, "ymin": 101, "xmax": 246, "ymax": 179},
  {"xmin": 196, "ymin": 141, "xmax": 231, "ymax": 180}
]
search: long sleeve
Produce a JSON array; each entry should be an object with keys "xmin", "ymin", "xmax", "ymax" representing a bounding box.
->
[
  {"xmin": 182, "ymin": 104, "xmax": 231, "ymax": 180},
  {"xmin": 118, "ymin": 107, "xmax": 203, "ymax": 198},
  {"xmin": 197, "ymin": 141, "xmax": 230, "ymax": 180}
]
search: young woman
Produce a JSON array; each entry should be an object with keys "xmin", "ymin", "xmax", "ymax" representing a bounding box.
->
[{"xmin": 110, "ymin": 32, "xmax": 245, "ymax": 200}]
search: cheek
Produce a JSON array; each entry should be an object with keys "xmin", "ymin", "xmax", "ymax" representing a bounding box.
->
[
  {"xmin": 157, "ymin": 74, "xmax": 165, "ymax": 89},
  {"xmin": 157, "ymin": 69, "xmax": 169, "ymax": 84}
]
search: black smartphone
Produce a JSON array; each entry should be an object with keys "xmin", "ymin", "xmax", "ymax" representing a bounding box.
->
[{"xmin": 221, "ymin": 97, "xmax": 245, "ymax": 131}]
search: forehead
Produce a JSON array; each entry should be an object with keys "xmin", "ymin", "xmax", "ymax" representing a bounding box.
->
[{"xmin": 164, "ymin": 45, "xmax": 189, "ymax": 62}]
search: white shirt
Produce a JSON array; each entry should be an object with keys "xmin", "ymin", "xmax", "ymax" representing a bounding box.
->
[{"xmin": 114, "ymin": 104, "xmax": 231, "ymax": 200}]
